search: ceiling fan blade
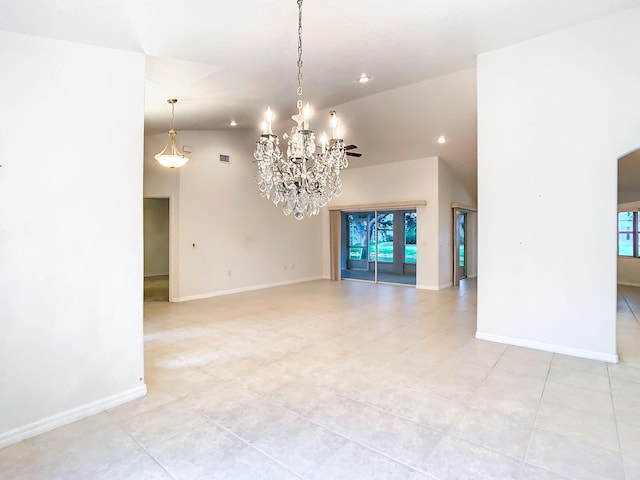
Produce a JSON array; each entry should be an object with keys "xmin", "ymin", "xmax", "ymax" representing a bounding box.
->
[
  {"xmin": 344, "ymin": 145, "xmax": 358, "ymax": 150},
  {"xmin": 346, "ymin": 152, "xmax": 363, "ymax": 157}
]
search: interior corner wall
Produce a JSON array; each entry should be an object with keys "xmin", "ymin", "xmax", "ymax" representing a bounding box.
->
[
  {"xmin": 437, "ymin": 159, "xmax": 476, "ymax": 288},
  {"xmin": 0, "ymin": 31, "xmax": 146, "ymax": 446},
  {"xmin": 477, "ymin": 8, "xmax": 640, "ymax": 362},
  {"xmin": 144, "ymin": 129, "xmax": 324, "ymax": 301},
  {"xmin": 324, "ymin": 157, "xmax": 440, "ymax": 289}
]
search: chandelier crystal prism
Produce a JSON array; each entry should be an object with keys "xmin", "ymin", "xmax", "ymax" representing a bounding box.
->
[
  {"xmin": 155, "ymin": 99, "xmax": 190, "ymax": 169},
  {"xmin": 253, "ymin": 0, "xmax": 349, "ymax": 220}
]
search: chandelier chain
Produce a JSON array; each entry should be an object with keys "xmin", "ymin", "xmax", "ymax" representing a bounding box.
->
[
  {"xmin": 296, "ymin": 0, "xmax": 303, "ymax": 98},
  {"xmin": 253, "ymin": 0, "xmax": 348, "ymax": 220},
  {"xmin": 170, "ymin": 102, "xmax": 175, "ymax": 130}
]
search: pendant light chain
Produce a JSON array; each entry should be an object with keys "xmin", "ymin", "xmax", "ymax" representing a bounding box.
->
[
  {"xmin": 296, "ymin": 0, "xmax": 303, "ymax": 112},
  {"xmin": 170, "ymin": 101, "xmax": 176, "ymax": 131}
]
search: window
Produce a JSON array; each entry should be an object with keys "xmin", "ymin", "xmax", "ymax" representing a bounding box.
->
[
  {"xmin": 618, "ymin": 211, "xmax": 637, "ymax": 257},
  {"xmin": 370, "ymin": 213, "xmax": 394, "ymax": 262},
  {"xmin": 404, "ymin": 212, "xmax": 417, "ymax": 264},
  {"xmin": 348, "ymin": 214, "xmax": 369, "ymax": 260}
]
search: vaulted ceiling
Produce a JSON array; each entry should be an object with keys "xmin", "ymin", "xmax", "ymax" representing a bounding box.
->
[{"xmin": 3, "ymin": 0, "xmax": 639, "ymax": 199}]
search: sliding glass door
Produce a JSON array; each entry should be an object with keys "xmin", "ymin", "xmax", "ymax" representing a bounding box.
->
[
  {"xmin": 345, "ymin": 212, "xmax": 375, "ymax": 282},
  {"xmin": 341, "ymin": 209, "xmax": 416, "ymax": 285}
]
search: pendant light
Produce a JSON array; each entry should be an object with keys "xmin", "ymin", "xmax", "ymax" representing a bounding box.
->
[{"xmin": 155, "ymin": 99, "xmax": 189, "ymax": 169}]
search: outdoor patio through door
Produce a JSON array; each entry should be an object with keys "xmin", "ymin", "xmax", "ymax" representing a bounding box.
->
[{"xmin": 341, "ymin": 209, "xmax": 416, "ymax": 285}]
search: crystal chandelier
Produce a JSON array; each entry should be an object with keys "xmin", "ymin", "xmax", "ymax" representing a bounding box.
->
[
  {"xmin": 253, "ymin": 0, "xmax": 349, "ymax": 220},
  {"xmin": 155, "ymin": 99, "xmax": 190, "ymax": 169}
]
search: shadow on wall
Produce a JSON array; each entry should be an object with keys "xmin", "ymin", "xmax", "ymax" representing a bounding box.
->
[{"xmin": 619, "ymin": 148, "xmax": 640, "ymax": 205}]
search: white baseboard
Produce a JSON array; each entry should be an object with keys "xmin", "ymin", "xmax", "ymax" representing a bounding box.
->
[
  {"xmin": 416, "ymin": 283, "xmax": 452, "ymax": 291},
  {"xmin": 172, "ymin": 276, "xmax": 324, "ymax": 302},
  {"xmin": 617, "ymin": 281, "xmax": 640, "ymax": 287},
  {"xmin": 0, "ymin": 385, "xmax": 147, "ymax": 449},
  {"xmin": 475, "ymin": 332, "xmax": 619, "ymax": 364}
]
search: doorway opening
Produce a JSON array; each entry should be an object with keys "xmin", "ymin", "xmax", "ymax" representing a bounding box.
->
[
  {"xmin": 341, "ymin": 209, "xmax": 417, "ymax": 285},
  {"xmin": 616, "ymin": 147, "xmax": 640, "ymax": 361},
  {"xmin": 452, "ymin": 205, "xmax": 477, "ymax": 287},
  {"xmin": 144, "ymin": 197, "xmax": 170, "ymax": 301}
]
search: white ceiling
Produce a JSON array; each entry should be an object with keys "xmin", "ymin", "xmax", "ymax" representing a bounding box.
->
[{"xmin": 3, "ymin": 0, "xmax": 639, "ymax": 198}]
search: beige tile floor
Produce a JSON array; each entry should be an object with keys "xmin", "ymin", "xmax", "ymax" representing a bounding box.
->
[{"xmin": 2, "ymin": 279, "xmax": 640, "ymax": 479}]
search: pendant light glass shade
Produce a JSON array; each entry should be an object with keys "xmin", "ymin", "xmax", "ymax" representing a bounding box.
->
[{"xmin": 155, "ymin": 99, "xmax": 189, "ymax": 169}]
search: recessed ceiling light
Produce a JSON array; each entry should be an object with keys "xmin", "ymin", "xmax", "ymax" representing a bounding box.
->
[
  {"xmin": 436, "ymin": 135, "xmax": 447, "ymax": 144},
  {"xmin": 358, "ymin": 74, "xmax": 371, "ymax": 84},
  {"xmin": 230, "ymin": 120, "xmax": 238, "ymax": 127}
]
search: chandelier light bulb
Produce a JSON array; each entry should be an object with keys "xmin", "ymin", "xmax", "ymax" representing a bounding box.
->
[
  {"xmin": 303, "ymin": 103, "xmax": 311, "ymax": 130},
  {"xmin": 330, "ymin": 111, "xmax": 338, "ymax": 139},
  {"xmin": 263, "ymin": 106, "xmax": 274, "ymax": 135}
]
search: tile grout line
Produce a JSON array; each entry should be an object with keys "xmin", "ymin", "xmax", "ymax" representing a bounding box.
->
[
  {"xmin": 298, "ymin": 414, "xmax": 441, "ymax": 480},
  {"xmin": 619, "ymin": 287, "xmax": 640, "ymax": 326},
  {"xmin": 105, "ymin": 410, "xmax": 179, "ymax": 480},
  {"xmin": 196, "ymin": 409, "xmax": 306, "ymax": 480},
  {"xmin": 518, "ymin": 353, "xmax": 553, "ymax": 478},
  {"xmin": 607, "ymin": 362, "xmax": 628, "ymax": 480},
  {"xmin": 305, "ymin": 349, "xmax": 559, "ymax": 467},
  {"xmin": 298, "ymin": 387, "xmax": 534, "ymax": 476}
]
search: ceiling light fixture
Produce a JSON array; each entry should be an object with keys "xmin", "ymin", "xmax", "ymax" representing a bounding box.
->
[
  {"xmin": 358, "ymin": 74, "xmax": 371, "ymax": 84},
  {"xmin": 253, "ymin": 0, "xmax": 349, "ymax": 220},
  {"xmin": 230, "ymin": 120, "xmax": 238, "ymax": 127},
  {"xmin": 436, "ymin": 135, "xmax": 447, "ymax": 144},
  {"xmin": 155, "ymin": 99, "xmax": 189, "ymax": 168}
]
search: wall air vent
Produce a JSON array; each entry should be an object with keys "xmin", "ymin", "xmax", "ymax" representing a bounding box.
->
[{"xmin": 220, "ymin": 154, "xmax": 230, "ymax": 163}]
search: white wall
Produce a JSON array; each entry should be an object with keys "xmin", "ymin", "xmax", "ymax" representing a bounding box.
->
[
  {"xmin": 477, "ymin": 8, "xmax": 640, "ymax": 362},
  {"xmin": 144, "ymin": 198, "xmax": 170, "ymax": 277},
  {"xmin": 144, "ymin": 129, "xmax": 323, "ymax": 301},
  {"xmin": 321, "ymin": 156, "xmax": 475, "ymax": 290},
  {"xmin": 0, "ymin": 31, "xmax": 146, "ymax": 446},
  {"xmin": 322, "ymin": 157, "xmax": 439, "ymax": 289}
]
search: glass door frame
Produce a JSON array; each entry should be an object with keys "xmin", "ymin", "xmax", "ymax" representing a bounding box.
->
[{"xmin": 342, "ymin": 208, "xmax": 416, "ymax": 285}]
